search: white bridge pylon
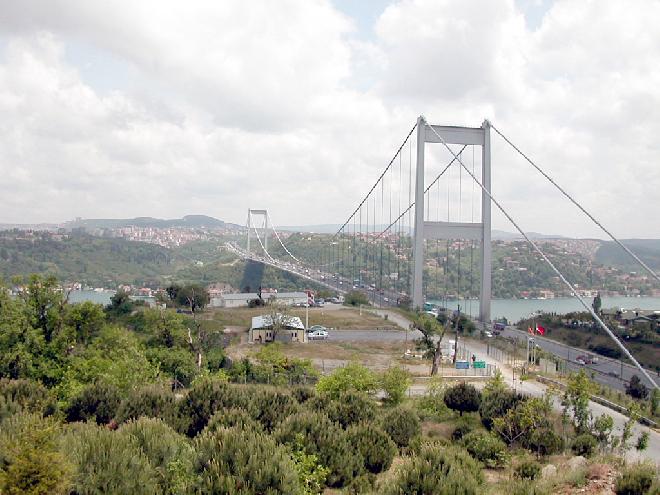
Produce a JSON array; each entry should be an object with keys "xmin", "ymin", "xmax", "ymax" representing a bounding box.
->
[
  {"xmin": 246, "ymin": 208, "xmax": 271, "ymax": 254},
  {"xmin": 412, "ymin": 117, "xmax": 492, "ymax": 323}
]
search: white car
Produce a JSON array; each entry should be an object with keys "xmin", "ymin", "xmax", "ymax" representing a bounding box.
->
[{"xmin": 307, "ymin": 329, "xmax": 329, "ymax": 340}]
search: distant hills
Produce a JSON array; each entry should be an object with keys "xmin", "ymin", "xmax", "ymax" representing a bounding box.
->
[
  {"xmin": 65, "ymin": 215, "xmax": 241, "ymax": 230},
  {"xmin": 595, "ymin": 239, "xmax": 660, "ymax": 271}
]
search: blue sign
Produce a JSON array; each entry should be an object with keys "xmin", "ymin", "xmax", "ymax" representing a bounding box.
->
[{"xmin": 455, "ymin": 361, "xmax": 470, "ymax": 369}]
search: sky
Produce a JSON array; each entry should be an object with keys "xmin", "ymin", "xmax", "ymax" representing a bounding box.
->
[{"xmin": 0, "ymin": 0, "xmax": 658, "ymax": 238}]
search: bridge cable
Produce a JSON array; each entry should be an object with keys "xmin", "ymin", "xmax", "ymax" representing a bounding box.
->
[
  {"xmin": 490, "ymin": 123, "xmax": 660, "ymax": 285},
  {"xmin": 422, "ymin": 116, "xmax": 658, "ymax": 389}
]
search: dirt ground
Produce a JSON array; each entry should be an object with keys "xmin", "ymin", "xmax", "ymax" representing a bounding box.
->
[{"xmin": 206, "ymin": 305, "xmax": 401, "ymax": 331}]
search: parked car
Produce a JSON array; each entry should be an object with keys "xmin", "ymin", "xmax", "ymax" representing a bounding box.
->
[
  {"xmin": 307, "ymin": 328, "xmax": 329, "ymax": 340},
  {"xmin": 483, "ymin": 330, "xmax": 494, "ymax": 338},
  {"xmin": 308, "ymin": 325, "xmax": 327, "ymax": 333}
]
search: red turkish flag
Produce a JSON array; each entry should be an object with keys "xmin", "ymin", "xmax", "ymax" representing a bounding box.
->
[
  {"xmin": 527, "ymin": 326, "xmax": 534, "ymax": 335},
  {"xmin": 536, "ymin": 324, "xmax": 546, "ymax": 336}
]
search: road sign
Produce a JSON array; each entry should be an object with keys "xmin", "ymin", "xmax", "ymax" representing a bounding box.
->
[
  {"xmin": 455, "ymin": 361, "xmax": 469, "ymax": 369},
  {"xmin": 473, "ymin": 361, "xmax": 486, "ymax": 369}
]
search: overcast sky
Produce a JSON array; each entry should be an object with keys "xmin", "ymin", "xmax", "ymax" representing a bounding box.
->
[{"xmin": 0, "ymin": 0, "xmax": 658, "ymax": 238}]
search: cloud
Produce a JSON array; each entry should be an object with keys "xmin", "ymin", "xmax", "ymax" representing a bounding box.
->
[{"xmin": 0, "ymin": 0, "xmax": 658, "ymax": 238}]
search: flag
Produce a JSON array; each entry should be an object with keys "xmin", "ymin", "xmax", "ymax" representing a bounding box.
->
[
  {"xmin": 527, "ymin": 326, "xmax": 534, "ymax": 335},
  {"xmin": 536, "ymin": 324, "xmax": 546, "ymax": 336},
  {"xmin": 306, "ymin": 290, "xmax": 315, "ymax": 307}
]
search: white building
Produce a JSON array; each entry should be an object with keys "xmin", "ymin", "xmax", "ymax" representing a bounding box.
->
[{"xmin": 250, "ymin": 314, "xmax": 307, "ymax": 343}]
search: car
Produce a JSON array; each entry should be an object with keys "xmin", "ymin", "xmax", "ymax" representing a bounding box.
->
[
  {"xmin": 576, "ymin": 358, "xmax": 586, "ymax": 366},
  {"xmin": 307, "ymin": 329, "xmax": 329, "ymax": 340},
  {"xmin": 308, "ymin": 325, "xmax": 327, "ymax": 333},
  {"xmin": 483, "ymin": 331, "xmax": 494, "ymax": 338}
]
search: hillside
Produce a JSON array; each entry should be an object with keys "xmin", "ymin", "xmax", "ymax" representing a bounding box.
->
[
  {"xmin": 64, "ymin": 214, "xmax": 240, "ymax": 230},
  {"xmin": 595, "ymin": 239, "xmax": 660, "ymax": 271}
]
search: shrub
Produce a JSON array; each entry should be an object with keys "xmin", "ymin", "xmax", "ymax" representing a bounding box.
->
[
  {"xmin": 382, "ymin": 444, "xmax": 483, "ymax": 495},
  {"xmin": 344, "ymin": 290, "xmax": 369, "ymax": 307},
  {"xmin": 118, "ymin": 417, "xmax": 195, "ymax": 494},
  {"xmin": 461, "ymin": 431, "xmax": 508, "ymax": 468},
  {"xmin": 346, "ymin": 423, "xmax": 397, "ymax": 474},
  {"xmin": 382, "ymin": 406, "xmax": 420, "ymax": 448},
  {"xmin": 0, "ymin": 379, "xmax": 57, "ymax": 416},
  {"xmin": 380, "ymin": 367, "xmax": 412, "ymax": 405},
  {"xmin": 0, "ymin": 413, "xmax": 71, "ymax": 495},
  {"xmin": 240, "ymin": 387, "xmax": 300, "ymax": 431},
  {"xmin": 572, "ymin": 433, "xmax": 598, "ymax": 457},
  {"xmin": 615, "ymin": 462, "xmax": 658, "ymax": 495},
  {"xmin": 451, "ymin": 422, "xmax": 473, "ymax": 441},
  {"xmin": 65, "ymin": 381, "xmax": 121, "ymax": 425},
  {"xmin": 625, "ymin": 375, "xmax": 648, "ymax": 400},
  {"xmin": 308, "ymin": 391, "xmax": 376, "ymax": 429},
  {"xmin": 315, "ymin": 362, "xmax": 378, "ymax": 399},
  {"xmin": 291, "ymin": 386, "xmax": 316, "ymax": 403},
  {"xmin": 195, "ymin": 427, "xmax": 302, "ymax": 494},
  {"xmin": 274, "ymin": 411, "xmax": 363, "ymax": 488},
  {"xmin": 444, "ymin": 382, "xmax": 481, "ymax": 416},
  {"xmin": 115, "ymin": 384, "xmax": 177, "ymax": 424},
  {"xmin": 176, "ymin": 377, "xmax": 239, "ymax": 436},
  {"xmin": 528, "ymin": 428, "xmax": 564, "ymax": 456},
  {"xmin": 346, "ymin": 472, "xmax": 376, "ymax": 494},
  {"xmin": 62, "ymin": 422, "xmax": 159, "ymax": 494},
  {"xmin": 204, "ymin": 408, "xmax": 263, "ymax": 434},
  {"xmin": 515, "ymin": 459, "xmax": 542, "ymax": 480},
  {"xmin": 479, "ymin": 389, "xmax": 524, "ymax": 430}
]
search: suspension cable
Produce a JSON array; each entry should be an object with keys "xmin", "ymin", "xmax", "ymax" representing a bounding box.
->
[
  {"xmin": 490, "ymin": 123, "xmax": 660, "ymax": 284},
  {"xmin": 423, "ymin": 116, "xmax": 658, "ymax": 389}
]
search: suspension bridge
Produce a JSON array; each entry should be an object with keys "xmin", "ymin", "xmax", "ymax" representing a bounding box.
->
[{"xmin": 230, "ymin": 116, "xmax": 659, "ymax": 391}]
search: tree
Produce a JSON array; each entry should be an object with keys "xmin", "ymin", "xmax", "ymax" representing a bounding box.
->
[
  {"xmin": 64, "ymin": 301, "xmax": 105, "ymax": 345},
  {"xmin": 493, "ymin": 395, "xmax": 553, "ymax": 447},
  {"xmin": 346, "ymin": 423, "xmax": 397, "ymax": 474},
  {"xmin": 343, "ymin": 291, "xmax": 369, "ymax": 307},
  {"xmin": 176, "ymin": 284, "xmax": 210, "ymax": 312},
  {"xmin": 443, "ymin": 382, "xmax": 481, "ymax": 416},
  {"xmin": 107, "ymin": 289, "xmax": 133, "ymax": 316},
  {"xmin": 412, "ymin": 314, "xmax": 445, "ymax": 375},
  {"xmin": 382, "ymin": 407, "xmax": 420, "ymax": 448},
  {"xmin": 165, "ymin": 284, "xmax": 181, "ymax": 302},
  {"xmin": 625, "ymin": 374, "xmax": 648, "ymax": 400},
  {"xmin": 592, "ymin": 292, "xmax": 602, "ymax": 314},
  {"xmin": 380, "ymin": 366, "xmax": 412, "ymax": 405},
  {"xmin": 479, "ymin": 388, "xmax": 524, "ymax": 430},
  {"xmin": 562, "ymin": 370, "xmax": 594, "ymax": 433},
  {"xmin": 315, "ymin": 363, "xmax": 378, "ymax": 399},
  {"xmin": 0, "ymin": 413, "xmax": 71, "ymax": 495}
]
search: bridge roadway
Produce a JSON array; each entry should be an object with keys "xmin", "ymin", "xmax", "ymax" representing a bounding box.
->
[{"xmin": 227, "ymin": 242, "xmax": 659, "ymax": 393}]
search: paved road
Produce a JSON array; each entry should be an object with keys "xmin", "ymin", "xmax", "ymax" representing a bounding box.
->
[{"xmin": 501, "ymin": 327, "xmax": 660, "ymax": 391}]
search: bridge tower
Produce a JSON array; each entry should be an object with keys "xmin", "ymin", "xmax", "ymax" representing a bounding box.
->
[
  {"xmin": 246, "ymin": 209, "xmax": 270, "ymax": 254},
  {"xmin": 411, "ymin": 117, "xmax": 492, "ymax": 323}
]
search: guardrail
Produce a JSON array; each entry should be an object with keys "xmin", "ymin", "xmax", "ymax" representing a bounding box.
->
[{"xmin": 535, "ymin": 375, "xmax": 658, "ymax": 429}]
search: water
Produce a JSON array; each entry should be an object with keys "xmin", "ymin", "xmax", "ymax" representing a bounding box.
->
[
  {"xmin": 428, "ymin": 296, "xmax": 660, "ymax": 323},
  {"xmin": 67, "ymin": 290, "xmax": 155, "ymax": 306}
]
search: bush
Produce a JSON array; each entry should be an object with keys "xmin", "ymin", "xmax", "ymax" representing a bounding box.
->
[
  {"xmin": 315, "ymin": 363, "xmax": 378, "ymax": 399},
  {"xmin": 380, "ymin": 367, "xmax": 411, "ymax": 405},
  {"xmin": 528, "ymin": 427, "xmax": 563, "ymax": 456},
  {"xmin": 118, "ymin": 417, "xmax": 195, "ymax": 493},
  {"xmin": 176, "ymin": 377, "xmax": 239, "ymax": 436},
  {"xmin": 383, "ymin": 444, "xmax": 483, "ymax": 495},
  {"xmin": 0, "ymin": 413, "xmax": 71, "ymax": 495},
  {"xmin": 291, "ymin": 386, "xmax": 316, "ymax": 403},
  {"xmin": 344, "ymin": 291, "xmax": 369, "ymax": 307},
  {"xmin": 346, "ymin": 423, "xmax": 397, "ymax": 474},
  {"xmin": 479, "ymin": 389, "xmax": 524, "ymax": 430},
  {"xmin": 461, "ymin": 431, "xmax": 508, "ymax": 468},
  {"xmin": 274, "ymin": 411, "xmax": 363, "ymax": 488},
  {"xmin": 195, "ymin": 426, "xmax": 302, "ymax": 494},
  {"xmin": 515, "ymin": 459, "xmax": 542, "ymax": 480},
  {"xmin": 0, "ymin": 379, "xmax": 57, "ymax": 416},
  {"xmin": 204, "ymin": 408, "xmax": 263, "ymax": 434},
  {"xmin": 625, "ymin": 375, "xmax": 648, "ymax": 400},
  {"xmin": 308, "ymin": 391, "xmax": 376, "ymax": 429},
  {"xmin": 62, "ymin": 422, "xmax": 159, "ymax": 494},
  {"xmin": 572, "ymin": 433, "xmax": 598, "ymax": 457},
  {"xmin": 115, "ymin": 384, "xmax": 177, "ymax": 425},
  {"xmin": 444, "ymin": 382, "xmax": 481, "ymax": 416},
  {"xmin": 382, "ymin": 406, "xmax": 420, "ymax": 448},
  {"xmin": 65, "ymin": 381, "xmax": 121, "ymax": 425},
  {"xmin": 615, "ymin": 462, "xmax": 658, "ymax": 495},
  {"xmin": 240, "ymin": 387, "xmax": 300, "ymax": 431},
  {"xmin": 451, "ymin": 422, "xmax": 473, "ymax": 441}
]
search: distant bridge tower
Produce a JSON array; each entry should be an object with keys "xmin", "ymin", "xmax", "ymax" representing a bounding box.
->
[
  {"xmin": 412, "ymin": 117, "xmax": 492, "ymax": 323},
  {"xmin": 246, "ymin": 209, "xmax": 270, "ymax": 254}
]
